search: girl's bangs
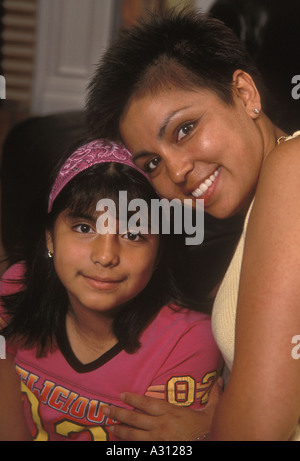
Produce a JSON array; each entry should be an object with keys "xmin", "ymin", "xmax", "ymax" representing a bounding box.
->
[{"xmin": 51, "ymin": 163, "xmax": 158, "ymax": 224}]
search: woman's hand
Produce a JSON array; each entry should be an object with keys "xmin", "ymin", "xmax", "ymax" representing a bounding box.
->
[{"xmin": 103, "ymin": 378, "xmax": 223, "ymax": 441}]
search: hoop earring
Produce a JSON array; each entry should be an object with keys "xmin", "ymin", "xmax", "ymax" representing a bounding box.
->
[{"xmin": 47, "ymin": 250, "xmax": 53, "ymax": 259}]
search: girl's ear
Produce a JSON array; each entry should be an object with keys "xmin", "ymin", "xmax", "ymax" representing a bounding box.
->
[
  {"xmin": 45, "ymin": 230, "xmax": 54, "ymax": 254},
  {"xmin": 232, "ymin": 69, "xmax": 262, "ymax": 119}
]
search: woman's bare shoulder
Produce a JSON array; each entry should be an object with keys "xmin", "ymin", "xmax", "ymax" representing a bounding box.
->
[
  {"xmin": 255, "ymin": 133, "xmax": 300, "ymax": 207},
  {"xmin": 264, "ymin": 132, "xmax": 300, "ymax": 170}
]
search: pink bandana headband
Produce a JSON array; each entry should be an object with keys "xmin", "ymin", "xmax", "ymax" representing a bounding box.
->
[{"xmin": 48, "ymin": 139, "xmax": 149, "ymax": 212}]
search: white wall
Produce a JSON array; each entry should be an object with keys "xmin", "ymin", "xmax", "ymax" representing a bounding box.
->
[{"xmin": 31, "ymin": 0, "xmax": 119, "ymax": 115}]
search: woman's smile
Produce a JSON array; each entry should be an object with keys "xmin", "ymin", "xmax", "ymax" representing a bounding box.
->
[
  {"xmin": 191, "ymin": 166, "xmax": 220, "ymax": 199},
  {"xmin": 120, "ymin": 83, "xmax": 266, "ymax": 219}
]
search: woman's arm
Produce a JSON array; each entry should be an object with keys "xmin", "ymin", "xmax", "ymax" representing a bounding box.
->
[
  {"xmin": 0, "ymin": 354, "xmax": 31, "ymax": 441},
  {"xmin": 103, "ymin": 378, "xmax": 222, "ymax": 441},
  {"xmin": 210, "ymin": 138, "xmax": 300, "ymax": 440},
  {"xmin": 103, "ymin": 314, "xmax": 223, "ymax": 441},
  {"xmin": 102, "ymin": 138, "xmax": 300, "ymax": 441}
]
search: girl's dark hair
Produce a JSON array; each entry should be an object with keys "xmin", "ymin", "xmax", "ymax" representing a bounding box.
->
[
  {"xmin": 0, "ymin": 140, "xmax": 192, "ymax": 356},
  {"xmin": 86, "ymin": 8, "xmax": 266, "ymax": 140}
]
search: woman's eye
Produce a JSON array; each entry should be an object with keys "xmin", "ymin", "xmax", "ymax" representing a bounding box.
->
[
  {"xmin": 144, "ymin": 157, "xmax": 160, "ymax": 173},
  {"xmin": 177, "ymin": 122, "xmax": 194, "ymax": 141},
  {"xmin": 74, "ymin": 224, "xmax": 94, "ymax": 234}
]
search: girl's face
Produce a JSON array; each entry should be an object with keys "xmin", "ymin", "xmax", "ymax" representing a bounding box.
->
[
  {"xmin": 46, "ymin": 210, "xmax": 160, "ymax": 317},
  {"xmin": 120, "ymin": 71, "xmax": 268, "ymax": 219}
]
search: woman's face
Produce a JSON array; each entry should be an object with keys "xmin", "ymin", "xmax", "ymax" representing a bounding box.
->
[{"xmin": 120, "ymin": 73, "xmax": 265, "ymax": 219}]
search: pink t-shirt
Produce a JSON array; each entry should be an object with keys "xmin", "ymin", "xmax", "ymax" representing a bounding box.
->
[{"xmin": 0, "ymin": 264, "xmax": 222, "ymax": 441}]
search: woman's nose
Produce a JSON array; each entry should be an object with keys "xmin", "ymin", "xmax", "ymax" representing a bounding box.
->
[
  {"xmin": 91, "ymin": 234, "xmax": 120, "ymax": 267},
  {"xmin": 164, "ymin": 152, "xmax": 194, "ymax": 184}
]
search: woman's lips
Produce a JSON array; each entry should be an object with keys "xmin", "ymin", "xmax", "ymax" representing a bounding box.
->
[{"xmin": 191, "ymin": 166, "xmax": 220, "ymax": 199}]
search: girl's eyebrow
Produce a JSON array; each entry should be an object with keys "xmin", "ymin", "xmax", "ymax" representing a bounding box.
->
[{"xmin": 66, "ymin": 211, "xmax": 96, "ymax": 222}]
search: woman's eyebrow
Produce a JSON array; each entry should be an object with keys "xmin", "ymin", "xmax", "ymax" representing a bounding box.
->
[
  {"xmin": 132, "ymin": 106, "xmax": 192, "ymax": 163},
  {"xmin": 158, "ymin": 106, "xmax": 191, "ymax": 139},
  {"xmin": 132, "ymin": 150, "xmax": 153, "ymax": 162}
]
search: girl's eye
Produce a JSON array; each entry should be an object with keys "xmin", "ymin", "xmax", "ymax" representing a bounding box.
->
[
  {"xmin": 177, "ymin": 122, "xmax": 194, "ymax": 141},
  {"xmin": 122, "ymin": 231, "xmax": 144, "ymax": 242},
  {"xmin": 144, "ymin": 157, "xmax": 160, "ymax": 173},
  {"xmin": 74, "ymin": 224, "xmax": 94, "ymax": 234}
]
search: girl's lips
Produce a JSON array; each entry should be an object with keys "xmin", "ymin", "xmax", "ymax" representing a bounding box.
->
[{"xmin": 82, "ymin": 274, "xmax": 124, "ymax": 290}]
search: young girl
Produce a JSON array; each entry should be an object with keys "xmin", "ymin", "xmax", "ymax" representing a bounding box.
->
[{"xmin": 0, "ymin": 139, "xmax": 221, "ymax": 441}]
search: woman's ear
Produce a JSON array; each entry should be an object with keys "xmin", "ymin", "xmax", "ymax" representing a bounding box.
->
[{"xmin": 232, "ymin": 69, "xmax": 261, "ymax": 118}]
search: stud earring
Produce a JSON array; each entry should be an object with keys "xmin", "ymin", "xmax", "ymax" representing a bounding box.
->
[
  {"xmin": 253, "ymin": 108, "xmax": 260, "ymax": 115},
  {"xmin": 47, "ymin": 250, "xmax": 53, "ymax": 258}
]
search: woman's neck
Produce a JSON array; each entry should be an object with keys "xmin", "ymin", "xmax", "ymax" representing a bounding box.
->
[{"xmin": 259, "ymin": 115, "xmax": 287, "ymax": 162}]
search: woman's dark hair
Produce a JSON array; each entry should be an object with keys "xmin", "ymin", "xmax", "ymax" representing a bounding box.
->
[
  {"xmin": 0, "ymin": 140, "xmax": 190, "ymax": 356},
  {"xmin": 86, "ymin": 8, "xmax": 266, "ymax": 140}
]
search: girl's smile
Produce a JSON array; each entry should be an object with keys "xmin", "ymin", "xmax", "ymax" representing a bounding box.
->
[{"xmin": 80, "ymin": 272, "xmax": 126, "ymax": 291}]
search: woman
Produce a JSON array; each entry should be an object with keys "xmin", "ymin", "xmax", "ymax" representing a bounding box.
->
[{"xmin": 86, "ymin": 9, "xmax": 300, "ymax": 440}]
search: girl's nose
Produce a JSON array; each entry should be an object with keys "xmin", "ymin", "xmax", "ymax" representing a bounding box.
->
[{"xmin": 91, "ymin": 234, "xmax": 120, "ymax": 267}]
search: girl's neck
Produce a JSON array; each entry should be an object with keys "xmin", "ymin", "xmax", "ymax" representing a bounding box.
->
[{"xmin": 66, "ymin": 307, "xmax": 118, "ymax": 365}]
